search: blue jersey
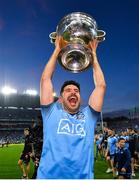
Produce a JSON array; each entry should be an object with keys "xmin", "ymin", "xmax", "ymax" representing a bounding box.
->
[
  {"xmin": 37, "ymin": 102, "xmax": 100, "ymax": 179},
  {"xmin": 107, "ymin": 136, "xmax": 117, "ymax": 155},
  {"xmin": 96, "ymin": 136, "xmax": 103, "ymax": 146}
]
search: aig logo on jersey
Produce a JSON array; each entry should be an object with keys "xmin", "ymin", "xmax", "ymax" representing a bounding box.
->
[{"xmin": 57, "ymin": 119, "xmax": 86, "ymax": 137}]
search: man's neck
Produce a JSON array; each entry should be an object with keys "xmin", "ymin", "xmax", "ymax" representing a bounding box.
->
[{"xmin": 62, "ymin": 104, "xmax": 79, "ymax": 114}]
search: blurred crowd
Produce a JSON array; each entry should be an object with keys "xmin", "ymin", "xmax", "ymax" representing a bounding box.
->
[{"xmin": 95, "ymin": 127, "xmax": 139, "ymax": 179}]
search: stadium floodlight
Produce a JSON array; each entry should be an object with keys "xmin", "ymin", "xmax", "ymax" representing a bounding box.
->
[
  {"xmin": 1, "ymin": 86, "xmax": 17, "ymax": 95},
  {"xmin": 24, "ymin": 89, "xmax": 38, "ymax": 96}
]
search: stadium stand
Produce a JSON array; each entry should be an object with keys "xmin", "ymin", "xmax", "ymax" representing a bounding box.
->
[
  {"xmin": 0, "ymin": 93, "xmax": 41, "ymax": 144},
  {"xmin": 0, "ymin": 93, "xmax": 139, "ymax": 143}
]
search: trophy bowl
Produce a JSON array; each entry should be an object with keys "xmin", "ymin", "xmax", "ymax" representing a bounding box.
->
[
  {"xmin": 58, "ymin": 44, "xmax": 93, "ymax": 73},
  {"xmin": 49, "ymin": 12, "xmax": 106, "ymax": 73}
]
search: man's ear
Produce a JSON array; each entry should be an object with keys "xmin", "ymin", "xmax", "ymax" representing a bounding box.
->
[{"xmin": 58, "ymin": 96, "xmax": 63, "ymax": 103}]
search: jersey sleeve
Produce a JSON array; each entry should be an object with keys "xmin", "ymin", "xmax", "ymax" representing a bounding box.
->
[
  {"xmin": 40, "ymin": 102, "xmax": 56, "ymax": 122},
  {"xmin": 82, "ymin": 105, "xmax": 100, "ymax": 129}
]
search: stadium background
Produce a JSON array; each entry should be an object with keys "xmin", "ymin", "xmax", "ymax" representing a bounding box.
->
[{"xmin": 0, "ymin": 93, "xmax": 139, "ymax": 178}]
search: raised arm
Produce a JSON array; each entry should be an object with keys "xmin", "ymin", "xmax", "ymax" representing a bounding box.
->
[
  {"xmin": 40, "ymin": 37, "xmax": 62, "ymax": 105},
  {"xmin": 88, "ymin": 40, "xmax": 106, "ymax": 112}
]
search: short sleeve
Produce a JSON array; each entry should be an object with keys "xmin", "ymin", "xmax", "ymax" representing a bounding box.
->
[{"xmin": 40, "ymin": 102, "xmax": 55, "ymax": 122}]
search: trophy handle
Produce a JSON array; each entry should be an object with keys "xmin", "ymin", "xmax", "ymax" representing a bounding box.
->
[
  {"xmin": 96, "ymin": 30, "xmax": 106, "ymax": 42},
  {"xmin": 49, "ymin": 32, "xmax": 57, "ymax": 43}
]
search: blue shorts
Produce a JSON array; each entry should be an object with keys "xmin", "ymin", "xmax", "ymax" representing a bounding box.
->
[{"xmin": 110, "ymin": 154, "xmax": 115, "ymax": 160}]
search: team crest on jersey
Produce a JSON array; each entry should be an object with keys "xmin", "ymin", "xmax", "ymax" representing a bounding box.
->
[{"xmin": 57, "ymin": 119, "xmax": 86, "ymax": 137}]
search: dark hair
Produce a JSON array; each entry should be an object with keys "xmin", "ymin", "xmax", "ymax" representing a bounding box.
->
[
  {"xmin": 60, "ymin": 80, "xmax": 80, "ymax": 95},
  {"xmin": 118, "ymin": 137, "xmax": 125, "ymax": 142}
]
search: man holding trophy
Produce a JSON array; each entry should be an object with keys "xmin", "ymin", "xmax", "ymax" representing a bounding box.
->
[{"xmin": 37, "ymin": 12, "xmax": 106, "ymax": 179}]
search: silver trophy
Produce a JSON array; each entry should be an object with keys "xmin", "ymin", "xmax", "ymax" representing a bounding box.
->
[{"xmin": 49, "ymin": 12, "xmax": 106, "ymax": 73}]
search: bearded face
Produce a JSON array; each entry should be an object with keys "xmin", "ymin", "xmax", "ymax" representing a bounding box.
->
[{"xmin": 60, "ymin": 84, "xmax": 81, "ymax": 114}]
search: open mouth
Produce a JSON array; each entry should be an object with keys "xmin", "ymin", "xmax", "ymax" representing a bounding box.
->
[{"xmin": 68, "ymin": 96, "xmax": 78, "ymax": 105}]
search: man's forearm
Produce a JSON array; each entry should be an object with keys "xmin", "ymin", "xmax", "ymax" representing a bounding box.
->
[
  {"xmin": 88, "ymin": 40, "xmax": 106, "ymax": 111},
  {"xmin": 41, "ymin": 48, "xmax": 60, "ymax": 81},
  {"xmin": 40, "ymin": 47, "xmax": 60, "ymax": 105},
  {"xmin": 92, "ymin": 52, "xmax": 106, "ymax": 88}
]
